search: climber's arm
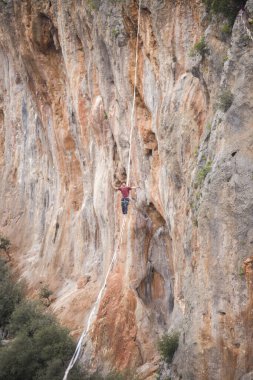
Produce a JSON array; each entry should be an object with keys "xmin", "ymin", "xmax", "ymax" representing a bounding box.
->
[{"xmin": 111, "ymin": 183, "xmax": 119, "ymax": 191}]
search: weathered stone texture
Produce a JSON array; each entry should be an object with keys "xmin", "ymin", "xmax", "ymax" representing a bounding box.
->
[{"xmin": 0, "ymin": 0, "xmax": 253, "ymax": 379}]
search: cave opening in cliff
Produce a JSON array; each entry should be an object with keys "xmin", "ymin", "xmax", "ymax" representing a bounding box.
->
[
  {"xmin": 145, "ymin": 148, "xmax": 153, "ymax": 157},
  {"xmin": 32, "ymin": 13, "xmax": 57, "ymax": 53}
]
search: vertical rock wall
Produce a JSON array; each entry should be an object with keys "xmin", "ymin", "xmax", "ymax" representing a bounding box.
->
[{"xmin": 0, "ymin": 0, "xmax": 253, "ymax": 378}]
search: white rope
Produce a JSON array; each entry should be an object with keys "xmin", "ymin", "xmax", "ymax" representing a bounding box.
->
[
  {"xmin": 63, "ymin": 2, "xmax": 142, "ymax": 378},
  {"xmin": 63, "ymin": 217, "xmax": 127, "ymax": 380},
  {"xmin": 239, "ymin": 10, "xmax": 253, "ymax": 42},
  {"xmin": 126, "ymin": 0, "xmax": 142, "ymax": 186}
]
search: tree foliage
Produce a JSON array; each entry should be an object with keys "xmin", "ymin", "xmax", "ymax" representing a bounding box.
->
[
  {"xmin": 39, "ymin": 286, "xmax": 53, "ymax": 301},
  {"xmin": 157, "ymin": 332, "xmax": 179, "ymax": 364},
  {"xmin": 0, "ymin": 258, "xmax": 135, "ymax": 380},
  {"xmin": 0, "ymin": 236, "xmax": 10, "ymax": 252},
  {"xmin": 190, "ymin": 36, "xmax": 208, "ymax": 58},
  {"xmin": 0, "ymin": 259, "xmax": 85, "ymax": 380},
  {"xmin": 217, "ymin": 89, "xmax": 234, "ymax": 111},
  {"xmin": 0, "ymin": 258, "xmax": 23, "ymax": 331},
  {"xmin": 202, "ymin": 0, "xmax": 247, "ymax": 25}
]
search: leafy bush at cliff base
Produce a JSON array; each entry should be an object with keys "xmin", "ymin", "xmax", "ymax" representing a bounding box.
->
[
  {"xmin": 157, "ymin": 332, "xmax": 179, "ymax": 364},
  {"xmin": 39, "ymin": 285, "xmax": 53, "ymax": 300},
  {"xmin": 88, "ymin": 370, "xmax": 138, "ymax": 380},
  {"xmin": 202, "ymin": 0, "xmax": 247, "ymax": 25},
  {"xmin": 39, "ymin": 285, "xmax": 53, "ymax": 306},
  {"xmin": 0, "ymin": 259, "xmax": 138, "ymax": 380},
  {"xmin": 105, "ymin": 370, "xmax": 138, "ymax": 380},
  {"xmin": 0, "ymin": 300, "xmax": 85, "ymax": 380},
  {"xmin": 0, "ymin": 258, "xmax": 23, "ymax": 331},
  {"xmin": 0, "ymin": 258, "xmax": 86, "ymax": 380}
]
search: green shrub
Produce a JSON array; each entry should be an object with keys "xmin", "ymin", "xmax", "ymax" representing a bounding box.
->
[
  {"xmin": 0, "ymin": 260, "xmax": 86, "ymax": 380},
  {"xmin": 0, "ymin": 299, "xmax": 86, "ymax": 380},
  {"xmin": 0, "ymin": 258, "xmax": 23, "ymax": 330},
  {"xmin": 39, "ymin": 286, "xmax": 53, "ymax": 302},
  {"xmin": 87, "ymin": 0, "xmax": 100, "ymax": 10},
  {"xmin": 220, "ymin": 23, "xmax": 232, "ymax": 41},
  {"xmin": 157, "ymin": 332, "xmax": 179, "ymax": 364},
  {"xmin": 190, "ymin": 37, "xmax": 208, "ymax": 58},
  {"xmin": 0, "ymin": 328, "xmax": 85, "ymax": 380},
  {"xmin": 0, "ymin": 236, "xmax": 10, "ymax": 252},
  {"xmin": 106, "ymin": 373, "xmax": 127, "ymax": 380},
  {"xmin": 9, "ymin": 300, "xmax": 54, "ymax": 336},
  {"xmin": 112, "ymin": 28, "xmax": 120, "ymax": 38},
  {"xmin": 0, "ymin": 262, "xmax": 138, "ymax": 380},
  {"xmin": 194, "ymin": 146, "xmax": 199, "ymax": 158},
  {"xmin": 217, "ymin": 89, "xmax": 233, "ymax": 111},
  {"xmin": 196, "ymin": 160, "xmax": 212, "ymax": 186},
  {"xmin": 202, "ymin": 0, "xmax": 247, "ymax": 25},
  {"xmin": 221, "ymin": 23, "xmax": 232, "ymax": 35},
  {"xmin": 193, "ymin": 218, "xmax": 198, "ymax": 227},
  {"xmin": 104, "ymin": 370, "xmax": 138, "ymax": 380},
  {"xmin": 87, "ymin": 371, "xmax": 137, "ymax": 380}
]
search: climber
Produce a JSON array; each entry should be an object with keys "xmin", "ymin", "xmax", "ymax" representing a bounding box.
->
[{"xmin": 112, "ymin": 182, "xmax": 139, "ymax": 215}]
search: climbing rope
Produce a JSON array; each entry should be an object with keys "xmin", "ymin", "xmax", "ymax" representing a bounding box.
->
[
  {"xmin": 126, "ymin": 0, "xmax": 142, "ymax": 186},
  {"xmin": 63, "ymin": 218, "xmax": 127, "ymax": 380},
  {"xmin": 62, "ymin": 2, "xmax": 142, "ymax": 379},
  {"xmin": 239, "ymin": 10, "xmax": 253, "ymax": 42}
]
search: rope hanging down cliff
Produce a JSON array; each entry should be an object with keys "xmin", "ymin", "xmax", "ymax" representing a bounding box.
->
[
  {"xmin": 63, "ymin": 218, "xmax": 127, "ymax": 380},
  {"xmin": 62, "ymin": 2, "xmax": 142, "ymax": 379},
  {"xmin": 126, "ymin": 0, "xmax": 141, "ymax": 186}
]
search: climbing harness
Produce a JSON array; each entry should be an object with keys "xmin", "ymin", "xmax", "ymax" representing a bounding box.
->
[
  {"xmin": 62, "ymin": 1, "xmax": 142, "ymax": 379},
  {"xmin": 239, "ymin": 10, "xmax": 253, "ymax": 42}
]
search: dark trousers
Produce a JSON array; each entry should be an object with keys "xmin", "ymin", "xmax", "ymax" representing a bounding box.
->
[{"xmin": 121, "ymin": 198, "xmax": 129, "ymax": 214}]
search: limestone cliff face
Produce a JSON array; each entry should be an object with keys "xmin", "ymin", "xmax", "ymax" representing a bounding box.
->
[{"xmin": 1, "ymin": 0, "xmax": 253, "ymax": 379}]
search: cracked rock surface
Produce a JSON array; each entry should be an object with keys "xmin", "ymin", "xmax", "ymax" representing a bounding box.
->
[{"xmin": 0, "ymin": 0, "xmax": 253, "ymax": 379}]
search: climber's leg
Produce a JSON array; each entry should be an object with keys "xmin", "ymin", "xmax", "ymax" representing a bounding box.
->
[
  {"xmin": 124, "ymin": 198, "xmax": 129, "ymax": 214},
  {"xmin": 121, "ymin": 198, "xmax": 125, "ymax": 214},
  {"xmin": 121, "ymin": 198, "xmax": 126, "ymax": 214},
  {"xmin": 121, "ymin": 198, "xmax": 129, "ymax": 214}
]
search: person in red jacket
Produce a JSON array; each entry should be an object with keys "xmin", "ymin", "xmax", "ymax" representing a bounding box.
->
[{"xmin": 112, "ymin": 182, "xmax": 139, "ymax": 214}]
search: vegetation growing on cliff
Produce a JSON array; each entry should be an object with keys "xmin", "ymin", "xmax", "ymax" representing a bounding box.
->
[
  {"xmin": 87, "ymin": 0, "xmax": 100, "ymax": 10},
  {"xmin": 0, "ymin": 258, "xmax": 23, "ymax": 333},
  {"xmin": 217, "ymin": 89, "xmax": 234, "ymax": 111},
  {"xmin": 190, "ymin": 36, "xmax": 208, "ymax": 58},
  {"xmin": 202, "ymin": 0, "xmax": 247, "ymax": 25},
  {"xmin": 196, "ymin": 160, "xmax": 212, "ymax": 186},
  {"xmin": 0, "ymin": 258, "xmax": 138, "ymax": 380},
  {"xmin": 0, "ymin": 258, "xmax": 85, "ymax": 380},
  {"xmin": 39, "ymin": 285, "xmax": 53, "ymax": 306},
  {"xmin": 0, "ymin": 236, "xmax": 10, "ymax": 252},
  {"xmin": 157, "ymin": 332, "xmax": 179, "ymax": 364},
  {"xmin": 220, "ymin": 22, "xmax": 232, "ymax": 40}
]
